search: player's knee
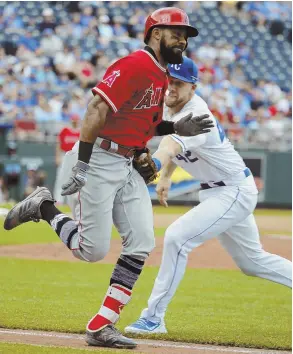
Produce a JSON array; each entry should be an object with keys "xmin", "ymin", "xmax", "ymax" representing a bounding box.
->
[
  {"xmin": 72, "ymin": 244, "xmax": 109, "ymax": 263},
  {"xmin": 235, "ymin": 257, "xmax": 257, "ymax": 276},
  {"xmin": 86, "ymin": 248, "xmax": 108, "ymax": 262},
  {"xmin": 124, "ymin": 234, "xmax": 155, "ymax": 260},
  {"xmin": 148, "ymin": 236, "xmax": 156, "ymax": 254},
  {"xmin": 164, "ymin": 225, "xmax": 181, "ymax": 248},
  {"xmin": 240, "ymin": 266, "xmax": 257, "ymax": 277},
  {"xmin": 142, "ymin": 236, "xmax": 155, "ymax": 256}
]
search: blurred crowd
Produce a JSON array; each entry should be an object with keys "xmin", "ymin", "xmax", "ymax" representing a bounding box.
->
[
  {"xmin": 191, "ymin": 45, "xmax": 292, "ymax": 146},
  {"xmin": 0, "ymin": 1, "xmax": 291, "ymax": 149}
]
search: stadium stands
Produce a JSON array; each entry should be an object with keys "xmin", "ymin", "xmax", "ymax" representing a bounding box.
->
[{"xmin": 0, "ymin": 1, "xmax": 291, "ymax": 148}]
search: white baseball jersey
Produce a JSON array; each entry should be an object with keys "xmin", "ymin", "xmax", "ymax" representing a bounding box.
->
[
  {"xmin": 127, "ymin": 92, "xmax": 292, "ymax": 330},
  {"xmin": 163, "ymin": 93, "xmax": 247, "ymax": 183}
]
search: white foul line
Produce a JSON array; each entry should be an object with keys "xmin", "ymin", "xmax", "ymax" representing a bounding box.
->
[{"xmin": 0, "ymin": 329, "xmax": 289, "ymax": 354}]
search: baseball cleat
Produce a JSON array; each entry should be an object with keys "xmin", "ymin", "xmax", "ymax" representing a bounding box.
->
[
  {"xmin": 124, "ymin": 317, "xmax": 167, "ymax": 334},
  {"xmin": 3, "ymin": 187, "xmax": 55, "ymax": 231},
  {"xmin": 86, "ymin": 324, "xmax": 137, "ymax": 349}
]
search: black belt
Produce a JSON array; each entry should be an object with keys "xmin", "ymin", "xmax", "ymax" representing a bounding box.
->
[
  {"xmin": 200, "ymin": 168, "xmax": 251, "ymax": 190},
  {"xmin": 201, "ymin": 181, "xmax": 226, "ymax": 189}
]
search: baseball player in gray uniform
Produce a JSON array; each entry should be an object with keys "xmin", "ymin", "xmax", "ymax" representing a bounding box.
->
[
  {"xmin": 3, "ymin": 8, "xmax": 214, "ymax": 349},
  {"xmin": 125, "ymin": 57, "xmax": 292, "ymax": 335}
]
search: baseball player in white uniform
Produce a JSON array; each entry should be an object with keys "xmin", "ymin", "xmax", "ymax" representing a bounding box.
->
[{"xmin": 125, "ymin": 57, "xmax": 292, "ymax": 334}]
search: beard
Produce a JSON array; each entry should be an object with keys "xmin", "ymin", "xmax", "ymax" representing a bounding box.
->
[{"xmin": 160, "ymin": 37, "xmax": 184, "ymax": 64}]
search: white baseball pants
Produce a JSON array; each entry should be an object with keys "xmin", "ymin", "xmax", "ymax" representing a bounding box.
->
[
  {"xmin": 53, "ymin": 152, "xmax": 66, "ymax": 204},
  {"xmin": 58, "ymin": 142, "xmax": 155, "ymax": 262},
  {"xmin": 141, "ymin": 176, "xmax": 292, "ymax": 322}
]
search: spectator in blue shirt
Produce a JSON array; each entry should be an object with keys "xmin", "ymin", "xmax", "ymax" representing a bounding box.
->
[
  {"xmin": 112, "ymin": 16, "xmax": 128, "ymax": 38},
  {"xmin": 234, "ymin": 42, "xmax": 251, "ymax": 63},
  {"xmin": 231, "ymin": 93, "xmax": 251, "ymax": 124},
  {"xmin": 15, "ymin": 90, "xmax": 32, "ymax": 109},
  {"xmin": 98, "ymin": 15, "xmax": 114, "ymax": 40},
  {"xmin": 70, "ymin": 13, "xmax": 84, "ymax": 40},
  {"xmin": 44, "ymin": 65, "xmax": 59, "ymax": 86},
  {"xmin": 80, "ymin": 6, "xmax": 95, "ymax": 27},
  {"xmin": 19, "ymin": 28, "xmax": 39, "ymax": 52},
  {"xmin": 4, "ymin": 11, "xmax": 24, "ymax": 30}
]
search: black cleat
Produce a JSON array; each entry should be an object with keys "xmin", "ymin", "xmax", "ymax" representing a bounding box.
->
[
  {"xmin": 86, "ymin": 324, "xmax": 137, "ymax": 349},
  {"xmin": 4, "ymin": 187, "xmax": 55, "ymax": 230}
]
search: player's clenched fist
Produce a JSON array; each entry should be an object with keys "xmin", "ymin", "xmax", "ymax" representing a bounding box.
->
[
  {"xmin": 61, "ymin": 160, "xmax": 90, "ymax": 196},
  {"xmin": 174, "ymin": 113, "xmax": 213, "ymax": 136}
]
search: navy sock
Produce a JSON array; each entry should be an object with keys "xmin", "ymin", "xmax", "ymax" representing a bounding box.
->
[{"xmin": 110, "ymin": 255, "xmax": 145, "ymax": 290}]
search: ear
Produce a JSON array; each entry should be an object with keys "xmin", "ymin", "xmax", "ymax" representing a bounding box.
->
[{"xmin": 152, "ymin": 27, "xmax": 162, "ymax": 41}]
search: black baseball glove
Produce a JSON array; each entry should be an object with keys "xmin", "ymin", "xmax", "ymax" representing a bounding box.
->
[{"xmin": 133, "ymin": 148, "xmax": 159, "ymax": 185}]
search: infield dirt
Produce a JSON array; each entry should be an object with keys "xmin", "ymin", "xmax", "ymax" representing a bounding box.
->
[{"xmin": 0, "ymin": 213, "xmax": 291, "ymax": 268}]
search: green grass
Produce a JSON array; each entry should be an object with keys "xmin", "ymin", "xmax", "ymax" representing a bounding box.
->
[
  {"xmin": 0, "ymin": 204, "xmax": 72, "ymax": 213},
  {"xmin": 0, "ymin": 223, "xmax": 290, "ymax": 247},
  {"xmin": 0, "ymin": 342, "xmax": 138, "ymax": 354},
  {"xmin": 0, "ymin": 258, "xmax": 291, "ymax": 350},
  {"xmin": 0, "ymin": 219, "xmax": 168, "ymax": 246},
  {"xmin": 153, "ymin": 205, "xmax": 292, "ymax": 216},
  {"xmin": 0, "ymin": 203, "xmax": 291, "ymax": 246},
  {"xmin": 0, "ymin": 220, "xmax": 62, "ymax": 245},
  {"xmin": 2, "ymin": 203, "xmax": 292, "ymax": 216}
]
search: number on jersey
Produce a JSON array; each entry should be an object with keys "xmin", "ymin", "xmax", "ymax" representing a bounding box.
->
[{"xmin": 176, "ymin": 150, "xmax": 198, "ymax": 163}]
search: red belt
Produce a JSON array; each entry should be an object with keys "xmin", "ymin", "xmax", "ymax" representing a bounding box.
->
[{"xmin": 98, "ymin": 138, "xmax": 136, "ymax": 158}]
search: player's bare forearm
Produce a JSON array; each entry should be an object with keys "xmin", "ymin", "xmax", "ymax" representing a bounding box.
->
[
  {"xmin": 152, "ymin": 136, "xmax": 182, "ymax": 170},
  {"xmin": 154, "ymin": 138, "xmax": 178, "ymax": 207},
  {"xmin": 160, "ymin": 160, "xmax": 177, "ymax": 180},
  {"xmin": 78, "ymin": 95, "xmax": 110, "ymax": 164},
  {"xmin": 80, "ymin": 95, "xmax": 109, "ymax": 143}
]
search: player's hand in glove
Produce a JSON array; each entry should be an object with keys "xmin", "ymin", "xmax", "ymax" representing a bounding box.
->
[
  {"xmin": 133, "ymin": 149, "xmax": 160, "ymax": 185},
  {"xmin": 156, "ymin": 178, "xmax": 172, "ymax": 207},
  {"xmin": 61, "ymin": 160, "xmax": 90, "ymax": 196},
  {"xmin": 174, "ymin": 113, "xmax": 213, "ymax": 136}
]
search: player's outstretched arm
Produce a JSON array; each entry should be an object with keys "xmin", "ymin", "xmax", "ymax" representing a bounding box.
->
[
  {"xmin": 152, "ymin": 136, "xmax": 182, "ymax": 170},
  {"xmin": 174, "ymin": 113, "xmax": 214, "ymax": 136},
  {"xmin": 133, "ymin": 136, "xmax": 181, "ymax": 185},
  {"xmin": 61, "ymin": 95, "xmax": 110, "ymax": 196},
  {"xmin": 156, "ymin": 160, "xmax": 177, "ymax": 207},
  {"xmin": 155, "ymin": 114, "xmax": 213, "ymax": 136}
]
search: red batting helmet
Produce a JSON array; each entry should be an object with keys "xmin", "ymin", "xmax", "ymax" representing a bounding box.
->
[{"xmin": 144, "ymin": 7, "xmax": 198, "ymax": 44}]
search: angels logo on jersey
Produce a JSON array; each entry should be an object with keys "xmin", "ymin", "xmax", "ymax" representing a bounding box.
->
[
  {"xmin": 102, "ymin": 70, "xmax": 120, "ymax": 87},
  {"xmin": 134, "ymin": 84, "xmax": 162, "ymax": 109}
]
